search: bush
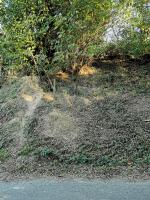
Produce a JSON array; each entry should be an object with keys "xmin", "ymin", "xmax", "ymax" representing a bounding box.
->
[
  {"xmin": 0, "ymin": 1, "xmax": 112, "ymax": 74},
  {"xmin": 0, "ymin": 0, "xmax": 149, "ymax": 76},
  {"xmin": 0, "ymin": 148, "xmax": 9, "ymax": 161}
]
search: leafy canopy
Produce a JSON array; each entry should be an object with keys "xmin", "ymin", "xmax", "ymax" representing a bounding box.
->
[{"xmin": 0, "ymin": 0, "xmax": 149, "ymax": 74}]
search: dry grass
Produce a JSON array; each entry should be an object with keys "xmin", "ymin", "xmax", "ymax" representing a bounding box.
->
[
  {"xmin": 0, "ymin": 63, "xmax": 150, "ymax": 180},
  {"xmin": 79, "ymin": 65, "xmax": 97, "ymax": 76}
]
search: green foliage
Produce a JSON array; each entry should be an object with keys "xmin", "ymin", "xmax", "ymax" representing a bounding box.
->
[
  {"xmin": 69, "ymin": 153, "xmax": 91, "ymax": 164},
  {"xmin": 34, "ymin": 147, "xmax": 59, "ymax": 159},
  {"xmin": 110, "ymin": 0, "xmax": 150, "ymax": 57},
  {"xmin": 0, "ymin": 0, "xmax": 112, "ymax": 73},
  {"xmin": 0, "ymin": 0, "xmax": 149, "ymax": 75},
  {"xmin": 18, "ymin": 145, "xmax": 34, "ymax": 156},
  {"xmin": 0, "ymin": 148, "xmax": 9, "ymax": 161}
]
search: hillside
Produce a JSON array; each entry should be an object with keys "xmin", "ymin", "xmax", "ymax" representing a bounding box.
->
[{"xmin": 0, "ymin": 62, "xmax": 150, "ymax": 180}]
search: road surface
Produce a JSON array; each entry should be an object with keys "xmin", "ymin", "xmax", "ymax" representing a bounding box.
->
[{"xmin": 0, "ymin": 179, "xmax": 150, "ymax": 200}]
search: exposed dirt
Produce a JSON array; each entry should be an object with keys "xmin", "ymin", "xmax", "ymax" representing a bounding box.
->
[{"xmin": 0, "ymin": 63, "xmax": 150, "ymax": 181}]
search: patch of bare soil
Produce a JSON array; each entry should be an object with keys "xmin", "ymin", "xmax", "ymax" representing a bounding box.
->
[{"xmin": 0, "ymin": 64, "xmax": 150, "ymax": 181}]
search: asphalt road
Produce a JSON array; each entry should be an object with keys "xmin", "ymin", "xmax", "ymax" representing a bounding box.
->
[{"xmin": 0, "ymin": 179, "xmax": 150, "ymax": 200}]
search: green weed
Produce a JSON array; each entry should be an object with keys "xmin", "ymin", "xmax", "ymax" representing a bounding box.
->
[
  {"xmin": 0, "ymin": 148, "xmax": 9, "ymax": 161},
  {"xmin": 18, "ymin": 145, "xmax": 34, "ymax": 156}
]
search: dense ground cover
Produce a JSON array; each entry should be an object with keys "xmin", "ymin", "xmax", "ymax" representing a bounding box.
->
[{"xmin": 0, "ymin": 60, "xmax": 149, "ymax": 180}]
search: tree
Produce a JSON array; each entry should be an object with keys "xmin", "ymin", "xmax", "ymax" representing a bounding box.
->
[
  {"xmin": 0, "ymin": 0, "xmax": 112, "ymax": 74},
  {"xmin": 0, "ymin": 0, "xmax": 149, "ymax": 76}
]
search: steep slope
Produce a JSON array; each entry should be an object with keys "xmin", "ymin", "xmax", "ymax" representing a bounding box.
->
[{"xmin": 0, "ymin": 64, "xmax": 150, "ymax": 180}]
